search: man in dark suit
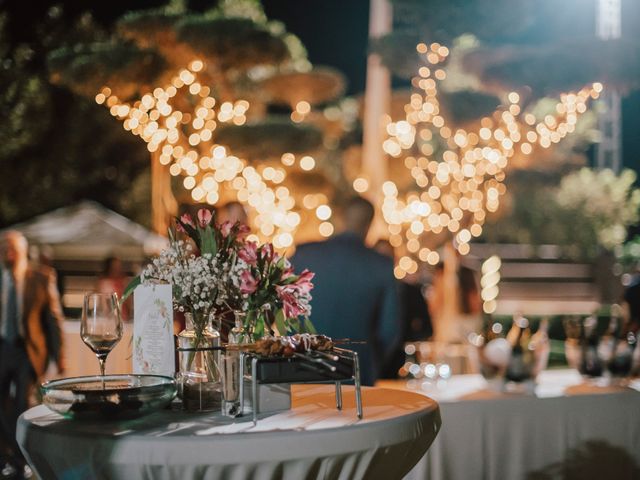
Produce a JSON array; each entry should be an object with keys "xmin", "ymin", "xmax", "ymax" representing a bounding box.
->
[
  {"xmin": 291, "ymin": 197, "xmax": 400, "ymax": 385},
  {"xmin": 0, "ymin": 231, "xmax": 65, "ymax": 478}
]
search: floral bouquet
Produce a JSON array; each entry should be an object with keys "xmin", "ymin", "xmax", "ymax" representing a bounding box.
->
[
  {"xmin": 233, "ymin": 240, "xmax": 315, "ymax": 341},
  {"xmin": 125, "ymin": 208, "xmax": 315, "ymax": 344}
]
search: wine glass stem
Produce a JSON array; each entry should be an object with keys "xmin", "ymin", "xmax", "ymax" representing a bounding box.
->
[{"xmin": 98, "ymin": 354, "xmax": 107, "ymax": 389}]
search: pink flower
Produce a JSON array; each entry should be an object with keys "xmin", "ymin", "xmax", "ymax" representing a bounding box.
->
[
  {"xmin": 180, "ymin": 213, "xmax": 195, "ymax": 228},
  {"xmin": 236, "ymin": 223, "xmax": 250, "ymax": 240},
  {"xmin": 276, "ymin": 286, "xmax": 306, "ymax": 318},
  {"xmin": 220, "ymin": 221, "xmax": 233, "ymax": 237},
  {"xmin": 292, "ymin": 270, "xmax": 314, "ymax": 294},
  {"xmin": 197, "ymin": 209, "xmax": 213, "ymax": 228},
  {"xmin": 176, "ymin": 222, "xmax": 186, "ymax": 233},
  {"xmin": 240, "ymin": 270, "xmax": 259, "ymax": 294},
  {"xmin": 238, "ymin": 242, "xmax": 258, "ymax": 265},
  {"xmin": 261, "ymin": 243, "xmax": 274, "ymax": 261}
]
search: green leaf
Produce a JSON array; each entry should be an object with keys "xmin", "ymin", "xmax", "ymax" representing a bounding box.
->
[
  {"xmin": 274, "ymin": 308, "xmax": 287, "ymax": 336},
  {"xmin": 122, "ymin": 275, "xmax": 141, "ymax": 301},
  {"xmin": 197, "ymin": 225, "xmax": 217, "ymax": 256},
  {"xmin": 176, "ymin": 216, "xmax": 198, "ymax": 239},
  {"xmin": 253, "ymin": 315, "xmax": 265, "ymax": 340},
  {"xmin": 281, "ymin": 275, "xmax": 298, "ymax": 285},
  {"xmin": 300, "ymin": 316, "xmax": 317, "ymax": 334}
]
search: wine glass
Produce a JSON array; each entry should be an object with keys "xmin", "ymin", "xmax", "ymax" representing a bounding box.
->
[{"xmin": 81, "ymin": 293, "xmax": 123, "ymax": 387}]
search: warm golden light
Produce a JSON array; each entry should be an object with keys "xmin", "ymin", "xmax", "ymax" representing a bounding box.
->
[
  {"xmin": 380, "ymin": 42, "xmax": 596, "ymax": 266},
  {"xmin": 96, "ymin": 60, "xmax": 317, "ymax": 246},
  {"xmin": 299, "ymin": 156, "xmax": 316, "ymax": 171},
  {"xmin": 353, "ymin": 177, "xmax": 369, "ymax": 193},
  {"xmin": 316, "ymin": 205, "xmax": 332, "ymax": 221}
]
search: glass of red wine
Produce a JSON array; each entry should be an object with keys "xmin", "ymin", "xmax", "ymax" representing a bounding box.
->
[{"xmin": 81, "ymin": 292, "xmax": 123, "ymax": 388}]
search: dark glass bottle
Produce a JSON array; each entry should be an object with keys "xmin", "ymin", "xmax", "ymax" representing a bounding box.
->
[
  {"xmin": 505, "ymin": 316, "xmax": 533, "ymax": 383},
  {"xmin": 579, "ymin": 316, "xmax": 603, "ymax": 377}
]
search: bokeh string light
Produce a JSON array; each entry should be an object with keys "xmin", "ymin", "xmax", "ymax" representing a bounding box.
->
[
  {"xmin": 380, "ymin": 43, "xmax": 601, "ymax": 279},
  {"xmin": 96, "ymin": 60, "xmax": 333, "ymax": 248}
]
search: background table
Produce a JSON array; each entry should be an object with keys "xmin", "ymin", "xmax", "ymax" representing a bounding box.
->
[
  {"xmin": 18, "ymin": 385, "xmax": 440, "ymax": 480},
  {"xmin": 379, "ymin": 370, "xmax": 640, "ymax": 480}
]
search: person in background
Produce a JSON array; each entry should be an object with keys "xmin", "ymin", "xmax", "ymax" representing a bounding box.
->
[
  {"xmin": 217, "ymin": 201, "xmax": 249, "ymax": 226},
  {"xmin": 374, "ymin": 239, "xmax": 432, "ymax": 378},
  {"xmin": 0, "ymin": 231, "xmax": 65, "ymax": 478},
  {"xmin": 291, "ymin": 197, "xmax": 401, "ymax": 385},
  {"xmin": 97, "ymin": 256, "xmax": 129, "ymax": 321},
  {"xmin": 429, "ymin": 258, "xmax": 482, "ymax": 344}
]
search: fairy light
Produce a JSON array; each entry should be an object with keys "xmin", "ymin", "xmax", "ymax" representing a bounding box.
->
[
  {"xmin": 96, "ymin": 60, "xmax": 325, "ymax": 245},
  {"xmin": 318, "ymin": 221, "xmax": 334, "ymax": 237},
  {"xmin": 378, "ymin": 42, "xmax": 598, "ymax": 271},
  {"xmin": 315, "ymin": 205, "xmax": 332, "ymax": 221},
  {"xmin": 299, "ymin": 155, "xmax": 316, "ymax": 171},
  {"xmin": 481, "ymin": 255, "xmax": 501, "ymax": 314},
  {"xmin": 353, "ymin": 177, "xmax": 369, "ymax": 193}
]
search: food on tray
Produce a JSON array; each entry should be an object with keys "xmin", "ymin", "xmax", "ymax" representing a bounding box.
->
[{"xmin": 253, "ymin": 334, "xmax": 334, "ymax": 357}]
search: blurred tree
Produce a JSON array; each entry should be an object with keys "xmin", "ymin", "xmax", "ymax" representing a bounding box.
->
[
  {"xmin": 46, "ymin": 0, "xmax": 356, "ymax": 243},
  {"xmin": 0, "ymin": 6, "xmax": 151, "ymax": 227},
  {"xmin": 378, "ymin": 0, "xmax": 640, "ymax": 94},
  {"xmin": 483, "ymin": 168, "xmax": 640, "ymax": 260}
]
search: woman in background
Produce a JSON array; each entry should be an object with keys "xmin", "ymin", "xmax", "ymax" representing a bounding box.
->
[
  {"xmin": 97, "ymin": 256, "xmax": 129, "ymax": 320},
  {"xmin": 429, "ymin": 245, "xmax": 482, "ymax": 344}
]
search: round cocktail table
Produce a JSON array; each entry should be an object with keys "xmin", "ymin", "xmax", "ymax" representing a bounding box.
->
[{"xmin": 18, "ymin": 384, "xmax": 441, "ymax": 480}]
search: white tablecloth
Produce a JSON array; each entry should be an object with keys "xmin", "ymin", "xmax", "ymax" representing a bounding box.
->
[
  {"xmin": 379, "ymin": 371, "xmax": 640, "ymax": 480},
  {"xmin": 18, "ymin": 385, "xmax": 441, "ymax": 480}
]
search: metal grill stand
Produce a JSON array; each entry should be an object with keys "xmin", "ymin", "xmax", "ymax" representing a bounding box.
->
[{"xmin": 238, "ymin": 348, "xmax": 363, "ymax": 425}]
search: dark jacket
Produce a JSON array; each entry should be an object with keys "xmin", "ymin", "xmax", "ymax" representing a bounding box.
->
[{"xmin": 291, "ymin": 233, "xmax": 401, "ymax": 385}]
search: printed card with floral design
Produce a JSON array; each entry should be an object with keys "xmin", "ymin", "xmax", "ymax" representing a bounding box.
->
[{"xmin": 133, "ymin": 284, "xmax": 175, "ymax": 376}]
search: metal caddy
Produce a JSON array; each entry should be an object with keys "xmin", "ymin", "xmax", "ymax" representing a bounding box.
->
[{"xmin": 238, "ymin": 347, "xmax": 363, "ymax": 425}]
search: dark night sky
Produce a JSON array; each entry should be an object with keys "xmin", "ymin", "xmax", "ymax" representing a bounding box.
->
[
  {"xmin": 2, "ymin": 0, "xmax": 639, "ymax": 173},
  {"xmin": 263, "ymin": 0, "xmax": 370, "ymax": 97}
]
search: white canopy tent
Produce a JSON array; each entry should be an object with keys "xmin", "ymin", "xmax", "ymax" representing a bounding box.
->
[
  {"xmin": 3, "ymin": 201, "xmax": 168, "ymax": 314},
  {"xmin": 4, "ymin": 200, "xmax": 167, "ymax": 263}
]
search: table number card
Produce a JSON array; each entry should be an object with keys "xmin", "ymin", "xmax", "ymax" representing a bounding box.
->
[{"xmin": 133, "ymin": 284, "xmax": 175, "ymax": 376}]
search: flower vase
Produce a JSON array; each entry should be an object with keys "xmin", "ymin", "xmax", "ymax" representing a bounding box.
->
[
  {"xmin": 177, "ymin": 312, "xmax": 221, "ymax": 411},
  {"xmin": 221, "ymin": 312, "xmax": 251, "ymax": 417}
]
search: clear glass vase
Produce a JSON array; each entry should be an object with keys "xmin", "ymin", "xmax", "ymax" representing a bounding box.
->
[
  {"xmin": 177, "ymin": 311, "xmax": 221, "ymax": 412},
  {"xmin": 221, "ymin": 312, "xmax": 251, "ymax": 417}
]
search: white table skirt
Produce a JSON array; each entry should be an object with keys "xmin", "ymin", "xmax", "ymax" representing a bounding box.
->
[
  {"xmin": 18, "ymin": 385, "xmax": 441, "ymax": 480},
  {"xmin": 380, "ymin": 371, "xmax": 640, "ymax": 480}
]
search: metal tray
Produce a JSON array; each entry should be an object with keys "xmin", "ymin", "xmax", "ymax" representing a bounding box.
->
[{"xmin": 252, "ymin": 354, "xmax": 355, "ymax": 383}]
